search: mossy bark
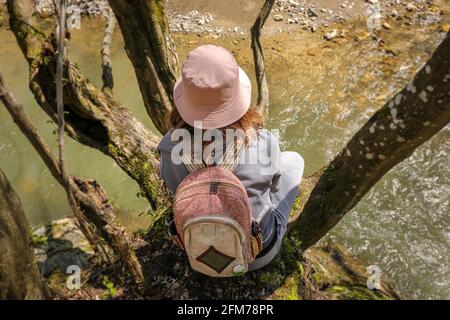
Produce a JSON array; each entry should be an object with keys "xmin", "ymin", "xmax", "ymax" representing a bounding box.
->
[
  {"xmin": 107, "ymin": 0, "xmax": 179, "ymax": 134},
  {"xmin": 0, "ymin": 169, "xmax": 49, "ymax": 299},
  {"xmin": 0, "ymin": 3, "xmax": 7, "ymax": 27}
]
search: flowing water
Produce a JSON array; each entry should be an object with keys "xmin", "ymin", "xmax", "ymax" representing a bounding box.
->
[{"xmin": 0, "ymin": 15, "xmax": 448, "ymax": 299}]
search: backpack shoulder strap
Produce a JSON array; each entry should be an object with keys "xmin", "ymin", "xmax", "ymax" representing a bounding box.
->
[
  {"xmin": 216, "ymin": 137, "xmax": 246, "ymax": 172},
  {"xmin": 180, "ymin": 151, "xmax": 205, "ymax": 174},
  {"xmin": 180, "ymin": 137, "xmax": 246, "ymax": 174}
]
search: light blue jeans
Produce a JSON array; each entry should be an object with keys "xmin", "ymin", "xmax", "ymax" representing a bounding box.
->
[{"xmin": 248, "ymin": 151, "xmax": 304, "ymax": 271}]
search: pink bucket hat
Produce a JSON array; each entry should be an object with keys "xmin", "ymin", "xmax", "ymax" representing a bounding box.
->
[{"xmin": 173, "ymin": 44, "xmax": 252, "ymax": 129}]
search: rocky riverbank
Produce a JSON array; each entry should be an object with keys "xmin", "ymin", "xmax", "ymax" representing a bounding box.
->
[
  {"xmin": 33, "ymin": 218, "xmax": 94, "ymax": 278},
  {"xmin": 1, "ymin": 0, "xmax": 447, "ymax": 38},
  {"xmin": 170, "ymin": 0, "xmax": 448, "ymax": 38}
]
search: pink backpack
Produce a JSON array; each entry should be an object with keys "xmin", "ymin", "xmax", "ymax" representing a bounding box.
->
[{"xmin": 169, "ymin": 140, "xmax": 263, "ymax": 277}]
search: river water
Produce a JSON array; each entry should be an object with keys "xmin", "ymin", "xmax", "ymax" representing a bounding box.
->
[{"xmin": 0, "ymin": 15, "xmax": 448, "ymax": 299}]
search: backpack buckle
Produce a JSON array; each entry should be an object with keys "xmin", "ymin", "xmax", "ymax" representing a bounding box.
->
[
  {"xmin": 251, "ymin": 220, "xmax": 263, "ymax": 257},
  {"xmin": 251, "ymin": 220, "xmax": 262, "ymax": 236}
]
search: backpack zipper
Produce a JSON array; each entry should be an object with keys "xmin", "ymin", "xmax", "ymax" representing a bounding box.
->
[
  {"xmin": 176, "ymin": 180, "xmax": 243, "ymax": 195},
  {"xmin": 175, "ymin": 183, "xmax": 245, "ymax": 203}
]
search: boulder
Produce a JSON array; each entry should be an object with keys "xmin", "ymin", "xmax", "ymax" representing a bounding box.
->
[{"xmin": 33, "ymin": 217, "xmax": 94, "ymax": 277}]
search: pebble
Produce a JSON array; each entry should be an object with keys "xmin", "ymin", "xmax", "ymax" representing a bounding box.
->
[
  {"xmin": 383, "ymin": 22, "xmax": 393, "ymax": 30},
  {"xmin": 438, "ymin": 23, "xmax": 450, "ymax": 33},
  {"xmin": 325, "ymin": 29, "xmax": 338, "ymax": 40},
  {"xmin": 170, "ymin": 10, "xmax": 219, "ymax": 35},
  {"xmin": 406, "ymin": 4, "xmax": 416, "ymax": 12},
  {"xmin": 181, "ymin": 23, "xmax": 189, "ymax": 31},
  {"xmin": 35, "ymin": 0, "xmax": 110, "ymax": 17},
  {"xmin": 287, "ymin": 18, "xmax": 296, "ymax": 24},
  {"xmin": 308, "ymin": 8, "xmax": 319, "ymax": 18},
  {"xmin": 273, "ymin": 14, "xmax": 284, "ymax": 22}
]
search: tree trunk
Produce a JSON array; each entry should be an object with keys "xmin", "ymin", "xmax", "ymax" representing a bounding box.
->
[
  {"xmin": 295, "ymin": 32, "xmax": 450, "ymax": 249},
  {"xmin": 107, "ymin": 0, "xmax": 179, "ymax": 134},
  {"xmin": 0, "ymin": 169, "xmax": 49, "ymax": 299}
]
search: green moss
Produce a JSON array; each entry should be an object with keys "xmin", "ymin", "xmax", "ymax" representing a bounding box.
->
[
  {"xmin": 278, "ymin": 234, "xmax": 302, "ymax": 272},
  {"xmin": 107, "ymin": 140, "xmax": 173, "ymax": 235},
  {"xmin": 46, "ymin": 271, "xmax": 69, "ymax": 291},
  {"xmin": 329, "ymin": 285, "xmax": 346, "ymax": 293},
  {"xmin": 297, "ymin": 262, "xmax": 305, "ymax": 277},
  {"xmin": 311, "ymin": 271, "xmax": 322, "ymax": 285},
  {"xmin": 108, "ymin": 143, "xmax": 155, "ymax": 197},
  {"xmin": 101, "ymin": 276, "xmax": 118, "ymax": 299},
  {"xmin": 258, "ymin": 272, "xmax": 271, "ymax": 284},
  {"xmin": 258, "ymin": 271, "xmax": 284, "ymax": 288},
  {"xmin": 150, "ymin": 0, "xmax": 170, "ymax": 32},
  {"xmin": 0, "ymin": 10, "xmax": 6, "ymax": 28},
  {"xmin": 271, "ymin": 244, "xmax": 307, "ymax": 300},
  {"xmin": 290, "ymin": 194, "xmax": 303, "ymax": 215},
  {"xmin": 30, "ymin": 230, "xmax": 48, "ymax": 247},
  {"xmin": 328, "ymin": 284, "xmax": 391, "ymax": 300},
  {"xmin": 274, "ymin": 276, "xmax": 301, "ymax": 300}
]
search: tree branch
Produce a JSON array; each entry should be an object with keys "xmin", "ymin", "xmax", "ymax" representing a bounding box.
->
[
  {"xmin": 251, "ymin": 0, "xmax": 275, "ymax": 118},
  {"xmin": 0, "ymin": 72, "xmax": 144, "ymax": 287},
  {"xmin": 56, "ymin": 0, "xmax": 68, "ymax": 189},
  {"xmin": 7, "ymin": 0, "xmax": 168, "ymax": 214},
  {"xmin": 107, "ymin": 0, "xmax": 179, "ymax": 134},
  {"xmin": 101, "ymin": 6, "xmax": 115, "ymax": 94},
  {"xmin": 54, "ymin": 0, "xmax": 114, "ymax": 271}
]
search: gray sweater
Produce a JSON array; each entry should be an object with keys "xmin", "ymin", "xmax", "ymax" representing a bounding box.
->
[{"xmin": 157, "ymin": 128, "xmax": 281, "ymax": 247}]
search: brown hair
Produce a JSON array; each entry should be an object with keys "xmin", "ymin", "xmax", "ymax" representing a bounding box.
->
[{"xmin": 167, "ymin": 107, "xmax": 264, "ymax": 147}]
